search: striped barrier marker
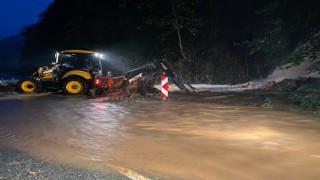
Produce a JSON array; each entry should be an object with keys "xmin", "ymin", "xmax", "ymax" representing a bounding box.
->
[{"xmin": 161, "ymin": 76, "xmax": 168, "ymax": 99}]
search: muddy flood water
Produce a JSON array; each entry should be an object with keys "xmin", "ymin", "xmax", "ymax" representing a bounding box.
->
[{"xmin": 0, "ymin": 94, "xmax": 320, "ymax": 179}]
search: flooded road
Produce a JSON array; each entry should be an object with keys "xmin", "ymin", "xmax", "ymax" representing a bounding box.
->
[{"xmin": 0, "ymin": 94, "xmax": 320, "ymax": 179}]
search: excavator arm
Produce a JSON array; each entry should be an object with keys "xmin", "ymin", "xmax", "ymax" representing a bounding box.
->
[{"xmin": 123, "ymin": 61, "xmax": 189, "ymax": 92}]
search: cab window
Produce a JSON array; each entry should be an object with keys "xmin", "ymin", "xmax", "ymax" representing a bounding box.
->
[{"xmin": 60, "ymin": 53, "xmax": 101, "ymax": 70}]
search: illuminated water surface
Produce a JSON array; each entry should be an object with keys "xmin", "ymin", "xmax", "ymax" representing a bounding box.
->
[{"xmin": 0, "ymin": 95, "xmax": 320, "ymax": 179}]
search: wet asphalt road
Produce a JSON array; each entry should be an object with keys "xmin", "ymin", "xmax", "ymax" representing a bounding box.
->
[{"xmin": 0, "ymin": 148, "xmax": 130, "ymax": 180}]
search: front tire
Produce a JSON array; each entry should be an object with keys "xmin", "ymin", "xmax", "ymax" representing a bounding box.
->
[
  {"xmin": 17, "ymin": 76, "xmax": 43, "ymax": 94},
  {"xmin": 62, "ymin": 77, "xmax": 89, "ymax": 95}
]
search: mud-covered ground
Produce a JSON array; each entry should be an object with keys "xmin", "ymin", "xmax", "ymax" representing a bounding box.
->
[{"xmin": 170, "ymin": 90, "xmax": 289, "ymax": 108}]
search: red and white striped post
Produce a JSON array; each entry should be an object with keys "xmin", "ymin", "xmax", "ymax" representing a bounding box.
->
[{"xmin": 161, "ymin": 76, "xmax": 168, "ymax": 100}]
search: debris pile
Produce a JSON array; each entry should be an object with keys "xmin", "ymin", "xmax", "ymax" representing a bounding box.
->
[
  {"xmin": 261, "ymin": 78, "xmax": 315, "ymax": 92},
  {"xmin": 103, "ymin": 76, "xmax": 161, "ymax": 103}
]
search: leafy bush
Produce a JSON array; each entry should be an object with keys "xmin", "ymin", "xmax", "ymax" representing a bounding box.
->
[
  {"xmin": 289, "ymin": 79, "xmax": 320, "ymax": 114},
  {"xmin": 258, "ymin": 101, "xmax": 273, "ymax": 110}
]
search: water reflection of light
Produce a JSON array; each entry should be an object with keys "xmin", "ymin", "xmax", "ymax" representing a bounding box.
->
[
  {"xmin": 1, "ymin": 97, "xmax": 320, "ymax": 179},
  {"xmin": 67, "ymin": 100, "xmax": 129, "ymax": 162}
]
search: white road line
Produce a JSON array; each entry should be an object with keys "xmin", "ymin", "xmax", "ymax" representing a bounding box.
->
[{"xmin": 111, "ymin": 165, "xmax": 151, "ymax": 180}]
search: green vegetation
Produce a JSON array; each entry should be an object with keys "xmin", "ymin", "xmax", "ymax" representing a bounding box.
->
[
  {"xmin": 289, "ymin": 79, "xmax": 320, "ymax": 114},
  {"xmin": 243, "ymin": 1, "xmax": 320, "ymax": 74},
  {"xmin": 258, "ymin": 101, "xmax": 273, "ymax": 109},
  {"xmin": 20, "ymin": 0, "xmax": 320, "ymax": 83}
]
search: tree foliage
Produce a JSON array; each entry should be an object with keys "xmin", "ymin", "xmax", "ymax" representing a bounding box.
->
[
  {"xmin": 243, "ymin": 0, "xmax": 320, "ymax": 74},
  {"xmin": 20, "ymin": 0, "xmax": 320, "ymax": 83}
]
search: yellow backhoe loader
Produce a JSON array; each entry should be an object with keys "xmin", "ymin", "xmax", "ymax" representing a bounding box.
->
[{"xmin": 17, "ymin": 50, "xmax": 188, "ymax": 95}]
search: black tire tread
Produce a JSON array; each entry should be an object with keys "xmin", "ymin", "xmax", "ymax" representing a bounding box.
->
[
  {"xmin": 16, "ymin": 76, "xmax": 43, "ymax": 94},
  {"xmin": 62, "ymin": 77, "xmax": 89, "ymax": 95}
]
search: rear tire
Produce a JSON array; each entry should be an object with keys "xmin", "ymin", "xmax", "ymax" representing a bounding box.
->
[
  {"xmin": 17, "ymin": 76, "xmax": 43, "ymax": 94},
  {"xmin": 62, "ymin": 77, "xmax": 89, "ymax": 95}
]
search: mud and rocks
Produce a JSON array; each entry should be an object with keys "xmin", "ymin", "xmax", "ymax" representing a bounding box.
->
[{"xmin": 103, "ymin": 78, "xmax": 301, "ymax": 109}]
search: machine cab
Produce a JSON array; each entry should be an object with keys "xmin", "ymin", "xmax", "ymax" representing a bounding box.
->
[{"xmin": 55, "ymin": 50, "xmax": 104, "ymax": 78}]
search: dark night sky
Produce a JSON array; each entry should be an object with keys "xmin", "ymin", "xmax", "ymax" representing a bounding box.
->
[{"xmin": 0, "ymin": 0, "xmax": 53, "ymax": 40}]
